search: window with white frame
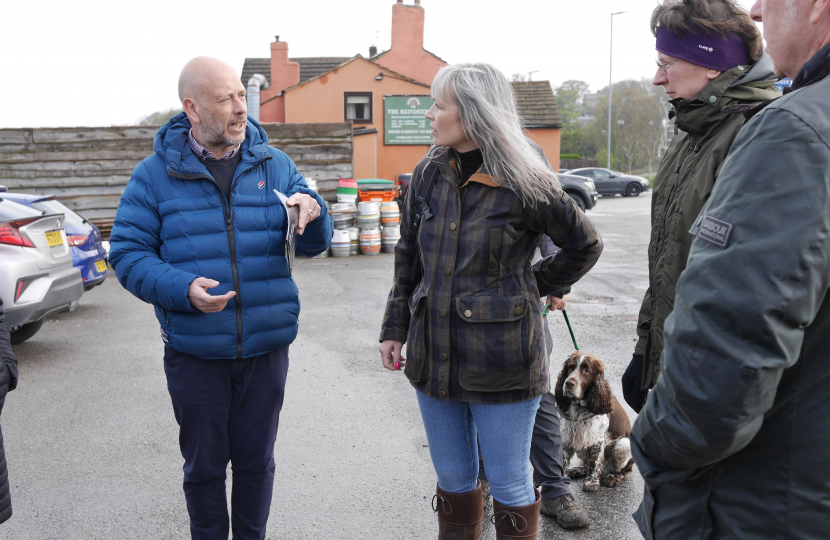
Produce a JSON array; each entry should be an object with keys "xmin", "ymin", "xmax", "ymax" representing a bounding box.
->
[{"xmin": 344, "ymin": 92, "xmax": 372, "ymax": 123}]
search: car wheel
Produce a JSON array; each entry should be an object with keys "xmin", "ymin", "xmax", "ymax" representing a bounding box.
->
[
  {"xmin": 566, "ymin": 192, "xmax": 586, "ymax": 212},
  {"xmin": 9, "ymin": 319, "xmax": 45, "ymax": 345},
  {"xmin": 626, "ymin": 183, "xmax": 643, "ymax": 197}
]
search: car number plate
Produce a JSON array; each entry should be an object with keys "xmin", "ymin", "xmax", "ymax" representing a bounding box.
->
[
  {"xmin": 45, "ymin": 230, "xmax": 64, "ymax": 247},
  {"xmin": 95, "ymin": 260, "xmax": 107, "ymax": 273}
]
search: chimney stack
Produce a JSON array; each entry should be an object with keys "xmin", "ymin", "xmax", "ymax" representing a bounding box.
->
[
  {"xmin": 369, "ymin": 45, "xmax": 378, "ymax": 57},
  {"xmin": 391, "ymin": 0, "xmax": 424, "ymax": 52}
]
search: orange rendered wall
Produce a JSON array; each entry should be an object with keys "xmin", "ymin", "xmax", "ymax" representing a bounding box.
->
[
  {"xmin": 524, "ymin": 128, "xmax": 561, "ymax": 172},
  {"xmin": 285, "ymin": 58, "xmax": 432, "ymax": 180},
  {"xmin": 353, "ymin": 132, "xmax": 377, "ymax": 179}
]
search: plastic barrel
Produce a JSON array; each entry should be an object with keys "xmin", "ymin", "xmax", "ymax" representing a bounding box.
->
[{"xmin": 337, "ymin": 179, "xmax": 359, "ymax": 204}]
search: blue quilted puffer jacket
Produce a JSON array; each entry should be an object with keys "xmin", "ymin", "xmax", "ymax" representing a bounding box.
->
[{"xmin": 109, "ymin": 113, "xmax": 332, "ymax": 359}]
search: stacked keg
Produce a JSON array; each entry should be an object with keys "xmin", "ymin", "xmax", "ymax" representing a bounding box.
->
[
  {"xmin": 330, "ymin": 202, "xmax": 356, "ymax": 230},
  {"xmin": 357, "ymin": 201, "xmax": 381, "ymax": 255},
  {"xmin": 379, "ymin": 201, "xmax": 401, "ymax": 253},
  {"xmin": 330, "ymin": 230, "xmax": 351, "ymax": 258},
  {"xmin": 347, "ymin": 227, "xmax": 360, "ymax": 255},
  {"xmin": 359, "ymin": 228, "xmax": 382, "ymax": 255}
]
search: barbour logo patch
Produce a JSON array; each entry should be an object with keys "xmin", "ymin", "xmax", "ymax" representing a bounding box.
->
[
  {"xmin": 258, "ymin": 181, "xmax": 265, "ymax": 189},
  {"xmin": 698, "ymin": 215, "xmax": 733, "ymax": 248}
]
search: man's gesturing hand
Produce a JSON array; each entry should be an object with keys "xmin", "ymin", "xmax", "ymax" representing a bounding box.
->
[
  {"xmin": 286, "ymin": 193, "xmax": 321, "ymax": 235},
  {"xmin": 188, "ymin": 277, "xmax": 236, "ymax": 313}
]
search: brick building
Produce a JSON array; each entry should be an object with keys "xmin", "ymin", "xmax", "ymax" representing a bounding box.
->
[{"xmin": 242, "ymin": 0, "xmax": 561, "ymax": 182}]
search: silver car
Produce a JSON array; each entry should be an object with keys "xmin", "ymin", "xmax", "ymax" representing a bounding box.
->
[{"xmin": 0, "ymin": 197, "xmax": 84, "ymax": 344}]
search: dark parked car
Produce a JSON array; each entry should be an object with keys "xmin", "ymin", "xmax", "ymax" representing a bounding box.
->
[
  {"xmin": 569, "ymin": 167, "xmax": 650, "ymax": 197},
  {"xmin": 558, "ymin": 173, "xmax": 598, "ymax": 212},
  {"xmin": 0, "ymin": 191, "xmax": 108, "ymax": 290}
]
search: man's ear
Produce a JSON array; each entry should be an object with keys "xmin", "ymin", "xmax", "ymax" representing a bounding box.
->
[
  {"xmin": 810, "ymin": 0, "xmax": 830, "ymax": 25},
  {"xmin": 182, "ymin": 98, "xmax": 200, "ymax": 125},
  {"xmin": 706, "ymin": 68, "xmax": 723, "ymax": 81}
]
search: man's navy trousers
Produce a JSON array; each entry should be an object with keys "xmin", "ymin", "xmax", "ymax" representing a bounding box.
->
[{"xmin": 164, "ymin": 345, "xmax": 289, "ymax": 540}]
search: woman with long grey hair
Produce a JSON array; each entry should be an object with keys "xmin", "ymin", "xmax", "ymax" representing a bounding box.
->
[{"xmin": 379, "ymin": 63, "xmax": 602, "ymax": 539}]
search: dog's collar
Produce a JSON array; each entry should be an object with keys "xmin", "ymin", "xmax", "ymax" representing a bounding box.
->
[{"xmin": 556, "ymin": 403, "xmax": 599, "ymax": 422}]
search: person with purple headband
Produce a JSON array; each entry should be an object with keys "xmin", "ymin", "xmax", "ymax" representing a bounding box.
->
[
  {"xmin": 620, "ymin": 0, "xmax": 780, "ymax": 413},
  {"xmin": 631, "ymin": 0, "xmax": 830, "ymax": 536}
]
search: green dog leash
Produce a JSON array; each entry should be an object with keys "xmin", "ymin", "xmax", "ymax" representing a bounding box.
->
[
  {"xmin": 543, "ymin": 303, "xmax": 580, "ymax": 351},
  {"xmin": 562, "ymin": 309, "xmax": 579, "ymax": 351}
]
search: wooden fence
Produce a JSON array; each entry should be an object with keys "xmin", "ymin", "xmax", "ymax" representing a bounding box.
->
[{"xmin": 0, "ymin": 123, "xmax": 352, "ymax": 238}]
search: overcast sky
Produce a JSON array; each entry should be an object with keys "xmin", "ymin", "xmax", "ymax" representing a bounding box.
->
[{"xmin": 3, "ymin": 0, "xmax": 760, "ymax": 128}]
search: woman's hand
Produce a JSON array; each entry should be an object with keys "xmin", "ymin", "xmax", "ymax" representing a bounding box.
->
[
  {"xmin": 380, "ymin": 340, "xmax": 405, "ymax": 371},
  {"xmin": 547, "ymin": 293, "xmax": 570, "ymax": 311}
]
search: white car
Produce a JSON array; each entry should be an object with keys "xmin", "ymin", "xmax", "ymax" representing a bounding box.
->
[{"xmin": 0, "ymin": 197, "xmax": 84, "ymax": 344}]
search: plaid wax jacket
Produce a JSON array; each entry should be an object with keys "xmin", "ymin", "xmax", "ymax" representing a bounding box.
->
[{"xmin": 380, "ymin": 145, "xmax": 603, "ymax": 403}]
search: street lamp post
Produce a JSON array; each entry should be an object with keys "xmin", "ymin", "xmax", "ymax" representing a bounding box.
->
[{"xmin": 607, "ymin": 11, "xmax": 626, "ymax": 169}]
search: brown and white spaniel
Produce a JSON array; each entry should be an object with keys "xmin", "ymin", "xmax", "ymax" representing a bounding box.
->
[{"xmin": 554, "ymin": 351, "xmax": 634, "ymax": 492}]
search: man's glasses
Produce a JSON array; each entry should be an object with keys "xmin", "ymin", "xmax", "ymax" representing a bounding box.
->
[{"xmin": 655, "ymin": 59, "xmax": 680, "ymax": 76}]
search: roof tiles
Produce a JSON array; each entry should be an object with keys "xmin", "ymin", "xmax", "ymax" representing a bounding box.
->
[
  {"xmin": 241, "ymin": 57, "xmax": 351, "ymax": 88},
  {"xmin": 511, "ymin": 81, "xmax": 563, "ymax": 129}
]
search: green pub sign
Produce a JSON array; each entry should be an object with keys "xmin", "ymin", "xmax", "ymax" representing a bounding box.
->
[{"xmin": 383, "ymin": 95, "xmax": 434, "ymax": 145}]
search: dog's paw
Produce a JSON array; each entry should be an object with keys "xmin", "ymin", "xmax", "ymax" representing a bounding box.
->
[
  {"xmin": 582, "ymin": 481, "xmax": 601, "ymax": 493},
  {"xmin": 565, "ymin": 467, "xmax": 587, "ymax": 479},
  {"xmin": 601, "ymin": 473, "xmax": 626, "ymax": 488}
]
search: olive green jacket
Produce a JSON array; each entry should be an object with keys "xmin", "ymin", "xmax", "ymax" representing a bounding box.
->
[{"xmin": 636, "ymin": 57, "xmax": 780, "ymax": 390}]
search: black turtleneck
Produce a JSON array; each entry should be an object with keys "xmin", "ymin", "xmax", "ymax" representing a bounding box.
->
[{"xmin": 456, "ymin": 148, "xmax": 484, "ymax": 185}]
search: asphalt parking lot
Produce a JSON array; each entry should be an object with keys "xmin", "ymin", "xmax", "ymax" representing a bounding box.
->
[{"xmin": 3, "ymin": 192, "xmax": 651, "ymax": 540}]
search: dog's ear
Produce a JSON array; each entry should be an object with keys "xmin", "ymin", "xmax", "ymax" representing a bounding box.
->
[
  {"xmin": 585, "ymin": 362, "xmax": 613, "ymax": 415},
  {"xmin": 554, "ymin": 356, "xmax": 573, "ymax": 412}
]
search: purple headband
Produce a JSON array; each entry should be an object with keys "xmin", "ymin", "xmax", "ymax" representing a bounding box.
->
[{"xmin": 656, "ymin": 25, "xmax": 749, "ymax": 71}]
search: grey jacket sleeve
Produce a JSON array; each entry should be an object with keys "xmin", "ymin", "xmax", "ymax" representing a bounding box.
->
[{"xmin": 631, "ymin": 107, "xmax": 830, "ymax": 483}]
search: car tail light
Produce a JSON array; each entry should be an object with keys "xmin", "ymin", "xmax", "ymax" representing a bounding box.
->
[
  {"xmin": 66, "ymin": 234, "xmax": 87, "ymax": 247},
  {"xmin": 0, "ymin": 219, "xmax": 37, "ymax": 247}
]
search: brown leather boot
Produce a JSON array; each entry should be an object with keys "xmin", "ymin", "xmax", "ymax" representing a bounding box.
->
[
  {"xmin": 491, "ymin": 488, "xmax": 541, "ymax": 540},
  {"xmin": 433, "ymin": 481, "xmax": 484, "ymax": 540}
]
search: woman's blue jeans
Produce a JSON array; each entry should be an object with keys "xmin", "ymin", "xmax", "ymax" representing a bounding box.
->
[{"xmin": 416, "ymin": 390, "xmax": 541, "ymax": 506}]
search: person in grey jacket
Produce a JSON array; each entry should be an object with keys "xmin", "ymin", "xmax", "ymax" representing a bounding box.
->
[
  {"xmin": 630, "ymin": 0, "xmax": 830, "ymax": 538},
  {"xmin": 0, "ymin": 299, "xmax": 20, "ymax": 525}
]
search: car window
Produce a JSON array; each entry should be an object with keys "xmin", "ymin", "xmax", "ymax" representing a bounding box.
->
[
  {"xmin": 0, "ymin": 199, "xmax": 42, "ymax": 221},
  {"xmin": 576, "ymin": 170, "xmax": 594, "ymax": 178},
  {"xmin": 593, "ymin": 169, "xmax": 612, "ymax": 178},
  {"xmin": 30, "ymin": 200, "xmax": 86, "ymax": 227}
]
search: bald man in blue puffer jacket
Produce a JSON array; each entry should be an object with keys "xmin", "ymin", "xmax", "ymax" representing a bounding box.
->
[{"xmin": 109, "ymin": 56, "xmax": 332, "ymax": 540}]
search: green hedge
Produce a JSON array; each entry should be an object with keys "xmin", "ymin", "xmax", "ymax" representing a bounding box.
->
[{"xmin": 560, "ymin": 154, "xmax": 581, "ymax": 160}]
